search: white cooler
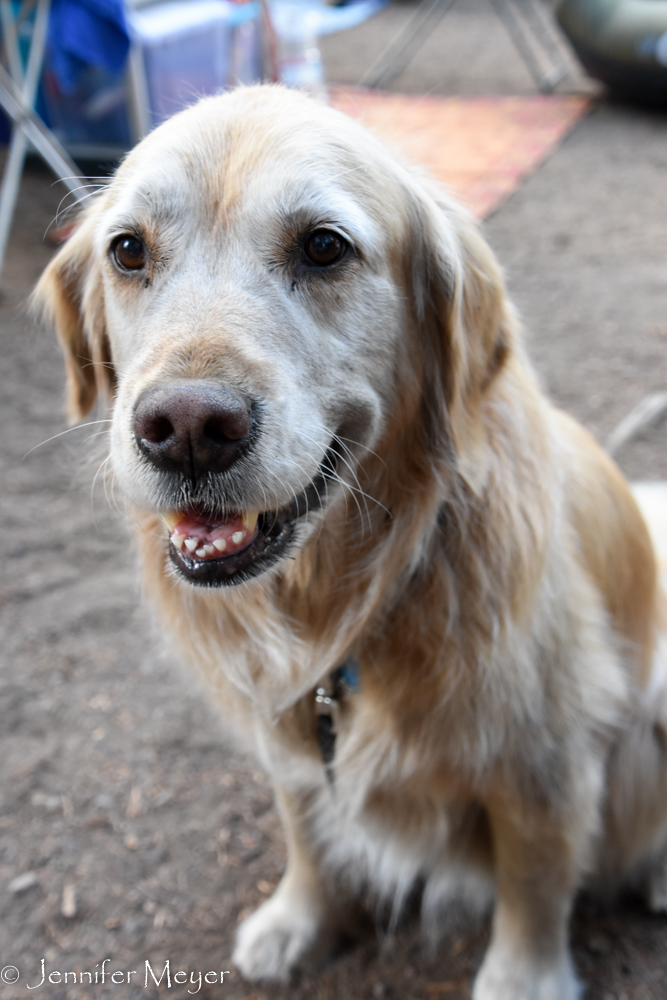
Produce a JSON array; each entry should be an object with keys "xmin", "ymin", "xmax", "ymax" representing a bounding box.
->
[{"xmin": 130, "ymin": 0, "xmax": 262, "ymax": 128}]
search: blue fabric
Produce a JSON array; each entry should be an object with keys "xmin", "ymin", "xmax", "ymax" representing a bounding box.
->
[
  {"xmin": 335, "ymin": 658, "xmax": 360, "ymax": 692},
  {"xmin": 48, "ymin": 0, "xmax": 130, "ymax": 92}
]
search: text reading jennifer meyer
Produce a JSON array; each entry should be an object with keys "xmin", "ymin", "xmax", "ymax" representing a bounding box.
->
[{"xmin": 0, "ymin": 959, "xmax": 231, "ymax": 992}]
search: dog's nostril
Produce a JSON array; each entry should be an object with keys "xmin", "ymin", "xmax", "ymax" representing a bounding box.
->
[
  {"xmin": 142, "ymin": 415, "xmax": 174, "ymax": 444},
  {"xmin": 204, "ymin": 411, "xmax": 251, "ymax": 444}
]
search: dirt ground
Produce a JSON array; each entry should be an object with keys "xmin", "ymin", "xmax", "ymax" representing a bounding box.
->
[{"xmin": 1, "ymin": 4, "xmax": 666, "ymax": 998}]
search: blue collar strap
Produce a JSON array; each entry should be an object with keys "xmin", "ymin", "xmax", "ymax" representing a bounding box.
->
[{"xmin": 333, "ymin": 657, "xmax": 360, "ymax": 692}]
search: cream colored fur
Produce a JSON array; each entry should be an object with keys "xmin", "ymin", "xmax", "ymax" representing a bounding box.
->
[{"xmin": 34, "ymin": 86, "xmax": 667, "ymax": 1000}]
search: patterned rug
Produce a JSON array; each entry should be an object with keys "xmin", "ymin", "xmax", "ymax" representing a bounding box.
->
[{"xmin": 329, "ymin": 87, "xmax": 591, "ymax": 218}]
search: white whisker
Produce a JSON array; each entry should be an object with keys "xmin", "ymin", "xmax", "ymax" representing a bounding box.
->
[
  {"xmin": 22, "ymin": 419, "xmax": 113, "ymax": 459},
  {"xmin": 46, "ymin": 184, "xmax": 107, "ymax": 239},
  {"xmin": 90, "ymin": 454, "xmax": 113, "ymax": 536}
]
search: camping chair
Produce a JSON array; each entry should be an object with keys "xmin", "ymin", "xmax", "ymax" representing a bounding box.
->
[{"xmin": 0, "ymin": 0, "xmax": 91, "ymax": 280}]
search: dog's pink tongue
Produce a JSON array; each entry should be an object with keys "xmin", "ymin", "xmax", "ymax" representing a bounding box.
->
[{"xmin": 166, "ymin": 510, "xmax": 259, "ymax": 560}]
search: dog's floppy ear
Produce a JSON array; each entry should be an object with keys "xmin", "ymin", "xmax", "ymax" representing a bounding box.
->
[
  {"xmin": 406, "ymin": 182, "xmax": 515, "ymax": 489},
  {"xmin": 33, "ymin": 207, "xmax": 114, "ymax": 422}
]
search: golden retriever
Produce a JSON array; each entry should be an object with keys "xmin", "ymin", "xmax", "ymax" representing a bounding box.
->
[{"xmin": 35, "ymin": 85, "xmax": 667, "ymax": 1000}]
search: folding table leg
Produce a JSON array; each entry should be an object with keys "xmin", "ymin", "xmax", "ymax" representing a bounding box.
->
[{"xmin": 0, "ymin": 0, "xmax": 52, "ymax": 274}]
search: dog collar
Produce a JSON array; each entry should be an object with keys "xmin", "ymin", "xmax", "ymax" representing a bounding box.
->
[{"xmin": 315, "ymin": 657, "xmax": 359, "ymax": 786}]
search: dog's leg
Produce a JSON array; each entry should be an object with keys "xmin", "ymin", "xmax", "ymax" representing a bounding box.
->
[
  {"xmin": 473, "ymin": 802, "xmax": 583, "ymax": 1000},
  {"xmin": 233, "ymin": 783, "xmax": 337, "ymax": 981}
]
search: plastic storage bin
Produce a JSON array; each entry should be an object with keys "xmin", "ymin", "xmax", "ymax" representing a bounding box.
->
[
  {"xmin": 131, "ymin": 0, "xmax": 261, "ymax": 126},
  {"xmin": 40, "ymin": 0, "xmax": 262, "ymax": 156}
]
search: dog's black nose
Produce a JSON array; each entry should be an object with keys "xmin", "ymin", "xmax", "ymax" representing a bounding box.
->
[{"xmin": 133, "ymin": 382, "xmax": 253, "ymax": 478}]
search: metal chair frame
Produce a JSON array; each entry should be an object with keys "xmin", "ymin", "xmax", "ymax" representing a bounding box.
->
[
  {"xmin": 359, "ymin": 0, "xmax": 577, "ymax": 93},
  {"xmin": 0, "ymin": 0, "xmax": 89, "ymax": 280}
]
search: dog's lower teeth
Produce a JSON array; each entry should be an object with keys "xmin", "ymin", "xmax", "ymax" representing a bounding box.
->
[{"xmin": 168, "ymin": 515, "xmax": 259, "ymax": 562}]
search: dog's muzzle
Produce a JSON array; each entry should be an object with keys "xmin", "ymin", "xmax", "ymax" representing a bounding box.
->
[{"xmin": 133, "ymin": 380, "xmax": 339, "ymax": 587}]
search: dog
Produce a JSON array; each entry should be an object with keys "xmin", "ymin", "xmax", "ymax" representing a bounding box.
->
[{"xmin": 34, "ymin": 85, "xmax": 667, "ymax": 1000}]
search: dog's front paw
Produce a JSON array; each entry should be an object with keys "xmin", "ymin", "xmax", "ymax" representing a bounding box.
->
[
  {"xmin": 233, "ymin": 891, "xmax": 325, "ymax": 982},
  {"xmin": 473, "ymin": 947, "xmax": 582, "ymax": 1000}
]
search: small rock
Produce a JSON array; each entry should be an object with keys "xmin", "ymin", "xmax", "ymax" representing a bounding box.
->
[
  {"xmin": 89, "ymin": 694, "xmax": 111, "ymax": 711},
  {"xmin": 31, "ymin": 792, "xmax": 62, "ymax": 812},
  {"xmin": 126, "ymin": 786, "xmax": 142, "ymax": 818},
  {"xmin": 8, "ymin": 871, "xmax": 38, "ymax": 894},
  {"xmin": 152, "ymin": 789, "xmax": 173, "ymax": 808},
  {"xmin": 61, "ymin": 883, "xmax": 76, "ymax": 918}
]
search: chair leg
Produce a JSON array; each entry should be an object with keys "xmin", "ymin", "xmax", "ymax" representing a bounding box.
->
[
  {"xmin": 0, "ymin": 128, "xmax": 30, "ymax": 275},
  {"xmin": 359, "ymin": 0, "xmax": 456, "ymax": 89},
  {"xmin": 0, "ymin": 0, "xmax": 53, "ymax": 276}
]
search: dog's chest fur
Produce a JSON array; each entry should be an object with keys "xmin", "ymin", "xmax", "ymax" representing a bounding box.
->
[{"xmin": 142, "ymin": 506, "xmax": 627, "ymax": 909}]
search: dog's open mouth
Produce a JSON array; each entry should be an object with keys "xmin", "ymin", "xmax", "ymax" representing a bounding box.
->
[
  {"xmin": 163, "ymin": 444, "xmax": 340, "ymax": 587},
  {"xmin": 164, "ymin": 505, "xmax": 296, "ymax": 586}
]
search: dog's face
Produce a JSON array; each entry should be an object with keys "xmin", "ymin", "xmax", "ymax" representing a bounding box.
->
[{"xmin": 35, "ymin": 87, "xmax": 510, "ymax": 588}]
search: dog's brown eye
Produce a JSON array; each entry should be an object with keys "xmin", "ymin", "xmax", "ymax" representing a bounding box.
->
[
  {"xmin": 112, "ymin": 235, "xmax": 146, "ymax": 271},
  {"xmin": 304, "ymin": 230, "xmax": 346, "ymax": 267}
]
